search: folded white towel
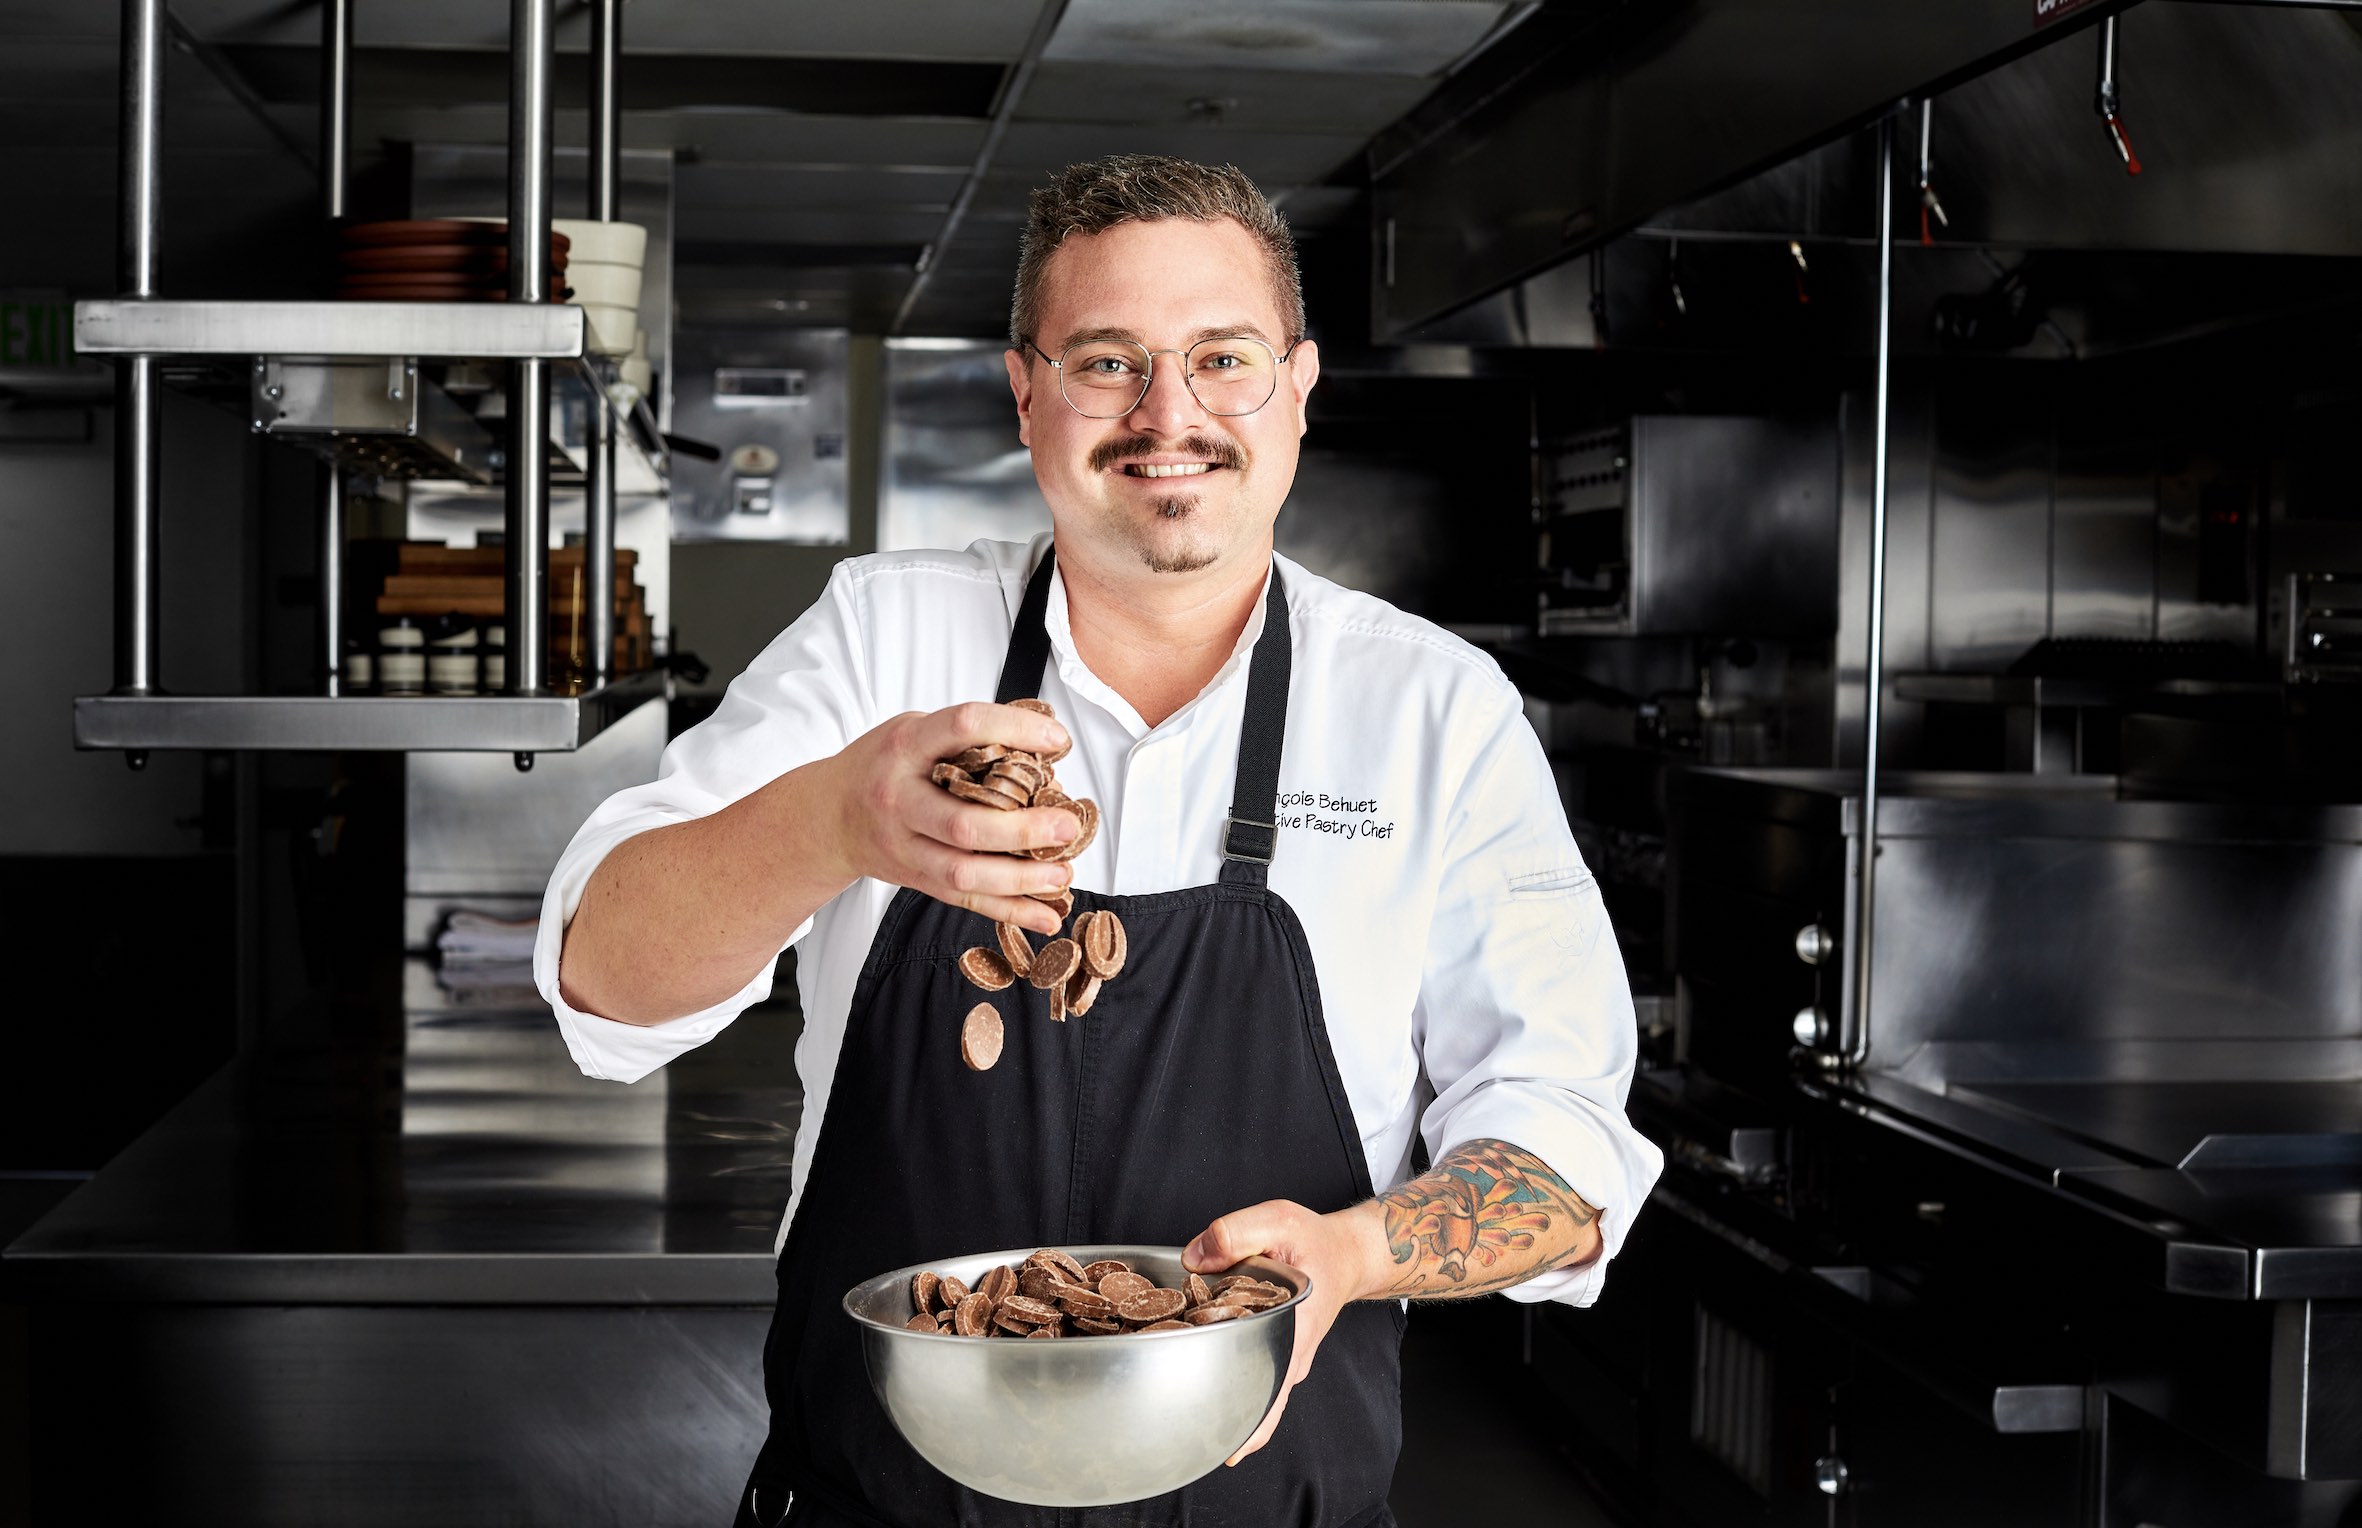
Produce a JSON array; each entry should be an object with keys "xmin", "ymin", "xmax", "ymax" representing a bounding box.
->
[{"xmin": 437, "ymin": 910, "xmax": 540, "ymax": 963}]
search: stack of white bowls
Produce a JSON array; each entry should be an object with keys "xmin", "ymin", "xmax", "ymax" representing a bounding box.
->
[{"xmin": 553, "ymin": 219, "xmax": 648, "ymax": 357}]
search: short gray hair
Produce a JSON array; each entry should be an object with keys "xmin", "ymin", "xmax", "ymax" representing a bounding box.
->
[{"xmin": 1009, "ymin": 155, "xmax": 1305, "ymax": 350}]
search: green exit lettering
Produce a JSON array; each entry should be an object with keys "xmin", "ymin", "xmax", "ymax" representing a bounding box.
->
[{"xmin": 0, "ymin": 300, "xmax": 77, "ymax": 368}]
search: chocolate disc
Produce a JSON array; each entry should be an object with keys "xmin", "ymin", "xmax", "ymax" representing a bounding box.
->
[
  {"xmin": 998, "ymin": 1295, "xmax": 1063, "ymax": 1326},
  {"xmin": 952, "ymin": 1292, "xmax": 991, "ymax": 1337},
  {"xmin": 987, "ymin": 757, "xmax": 1045, "ymax": 797},
  {"xmin": 1081, "ymin": 909, "xmax": 1122, "ymax": 979},
  {"xmin": 939, "ymin": 1274, "xmax": 969, "ymax": 1305},
  {"xmin": 1138, "ymin": 1320, "xmax": 1192, "ymax": 1332},
  {"xmin": 1025, "ymin": 1324, "xmax": 1063, "ymax": 1339},
  {"xmin": 1097, "ymin": 1270, "xmax": 1154, "ymax": 1304},
  {"xmin": 977, "ymin": 1264, "xmax": 1017, "ymax": 1304},
  {"xmin": 995, "ymin": 922, "xmax": 1034, "ymax": 979},
  {"xmin": 1082, "ymin": 1259, "xmax": 1131, "ymax": 1283},
  {"xmin": 1048, "ymin": 977, "xmax": 1068, "ymax": 1023},
  {"xmin": 947, "ymin": 778, "xmax": 1020, "ymax": 810},
  {"xmin": 930, "ymin": 761, "xmax": 967, "ymax": 788},
  {"xmin": 958, "ymin": 947, "xmax": 1015, "ymax": 992},
  {"xmin": 904, "ymin": 1311, "xmax": 938, "ymax": 1332},
  {"xmin": 1028, "ymin": 938, "xmax": 1081, "ymax": 990},
  {"xmin": 1065, "ymin": 968, "xmax": 1101, "ymax": 1018},
  {"xmin": 1072, "ymin": 1316, "xmax": 1123, "ymax": 1335},
  {"xmin": 1118, "ymin": 1288, "xmax": 1188, "ymax": 1323},
  {"xmin": 1184, "ymin": 1272, "xmax": 1212, "ymax": 1308},
  {"xmin": 912, "ymin": 1269, "xmax": 941, "ymax": 1314},
  {"xmin": 1181, "ymin": 1302, "xmax": 1243, "ymax": 1325},
  {"xmin": 1035, "ymin": 1249, "xmax": 1090, "ymax": 1284},
  {"xmin": 1056, "ymin": 1288, "xmax": 1117, "ymax": 1319},
  {"xmin": 1026, "ymin": 886, "xmax": 1074, "ymax": 920},
  {"xmin": 1097, "ymin": 910, "xmax": 1128, "ymax": 978},
  {"xmin": 948, "ymin": 744, "xmax": 1008, "ymax": 771},
  {"xmin": 1017, "ymin": 1267, "xmax": 1068, "ymax": 1301},
  {"xmin": 960, "ymin": 1004, "xmax": 1003, "ymax": 1071}
]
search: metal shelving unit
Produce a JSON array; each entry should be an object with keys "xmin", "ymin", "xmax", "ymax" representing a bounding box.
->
[
  {"xmin": 75, "ymin": 0, "xmax": 655, "ymax": 767},
  {"xmin": 75, "ymin": 671, "xmax": 666, "ymax": 754}
]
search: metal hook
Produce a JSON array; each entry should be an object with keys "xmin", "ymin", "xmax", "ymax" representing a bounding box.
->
[
  {"xmin": 1917, "ymin": 98, "xmax": 1949, "ymax": 246},
  {"xmin": 2094, "ymin": 16, "xmax": 2143, "ymax": 176}
]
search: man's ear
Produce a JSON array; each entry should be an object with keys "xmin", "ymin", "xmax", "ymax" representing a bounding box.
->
[
  {"xmin": 1288, "ymin": 337, "xmax": 1320, "ymax": 439},
  {"xmin": 1004, "ymin": 345, "xmax": 1035, "ymax": 448}
]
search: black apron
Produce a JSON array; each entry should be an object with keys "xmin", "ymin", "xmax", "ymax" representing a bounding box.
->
[{"xmin": 736, "ymin": 548, "xmax": 1405, "ymax": 1528}]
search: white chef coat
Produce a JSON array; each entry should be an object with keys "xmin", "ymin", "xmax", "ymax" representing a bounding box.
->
[{"xmin": 534, "ymin": 535, "xmax": 1662, "ymax": 1306}]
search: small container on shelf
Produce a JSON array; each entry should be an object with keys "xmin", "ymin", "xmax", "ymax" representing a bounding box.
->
[
  {"xmin": 426, "ymin": 612, "xmax": 479, "ymax": 697},
  {"xmin": 378, "ymin": 616, "xmax": 425, "ymax": 696},
  {"xmin": 341, "ymin": 636, "xmax": 375, "ymax": 694},
  {"xmin": 482, "ymin": 624, "xmax": 507, "ymax": 693}
]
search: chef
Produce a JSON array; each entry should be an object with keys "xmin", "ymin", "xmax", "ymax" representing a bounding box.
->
[{"xmin": 538, "ymin": 154, "xmax": 1661, "ymax": 1528}]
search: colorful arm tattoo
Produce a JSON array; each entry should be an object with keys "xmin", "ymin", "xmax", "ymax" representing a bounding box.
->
[{"xmin": 1375, "ymin": 1138, "xmax": 1601, "ymax": 1298}]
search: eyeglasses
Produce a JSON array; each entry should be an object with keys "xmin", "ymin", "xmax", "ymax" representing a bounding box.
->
[{"xmin": 1026, "ymin": 334, "xmax": 1297, "ymax": 419}]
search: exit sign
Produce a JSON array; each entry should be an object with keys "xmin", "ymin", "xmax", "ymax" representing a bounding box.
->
[{"xmin": 0, "ymin": 295, "xmax": 80, "ymax": 368}]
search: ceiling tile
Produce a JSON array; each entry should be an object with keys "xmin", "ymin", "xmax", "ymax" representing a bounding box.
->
[
  {"xmin": 677, "ymin": 162, "xmax": 969, "ymax": 209},
  {"xmin": 1018, "ymin": 62, "xmax": 1431, "ymax": 138},
  {"xmin": 676, "ymin": 207, "xmax": 951, "ymax": 246},
  {"xmin": 1043, "ymin": 0, "xmax": 1517, "ymax": 77},
  {"xmin": 993, "ymin": 122, "xmax": 1364, "ymax": 187},
  {"xmin": 181, "ymin": 0, "xmax": 1050, "ymax": 62}
]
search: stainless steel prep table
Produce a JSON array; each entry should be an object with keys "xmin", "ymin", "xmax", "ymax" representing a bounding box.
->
[{"xmin": 3, "ymin": 960, "xmax": 801, "ymax": 1525}]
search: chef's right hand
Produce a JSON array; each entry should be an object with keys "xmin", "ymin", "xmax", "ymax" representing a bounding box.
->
[{"xmin": 816, "ymin": 702, "xmax": 1080, "ymax": 935}]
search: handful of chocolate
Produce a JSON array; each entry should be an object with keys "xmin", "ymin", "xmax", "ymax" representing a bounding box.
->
[
  {"xmin": 903, "ymin": 1249, "xmax": 1291, "ymax": 1339},
  {"xmin": 931, "ymin": 699, "xmax": 1131, "ymax": 1071}
]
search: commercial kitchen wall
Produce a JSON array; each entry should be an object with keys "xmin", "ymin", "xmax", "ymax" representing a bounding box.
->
[{"xmin": 0, "ymin": 395, "xmax": 258, "ymax": 1176}]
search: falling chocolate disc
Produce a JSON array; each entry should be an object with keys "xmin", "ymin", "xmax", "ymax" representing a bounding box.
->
[{"xmin": 959, "ymin": 1004, "xmax": 1003, "ymax": 1072}]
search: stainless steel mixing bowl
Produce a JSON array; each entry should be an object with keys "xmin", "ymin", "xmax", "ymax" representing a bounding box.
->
[{"xmin": 843, "ymin": 1243, "xmax": 1309, "ymax": 1507}]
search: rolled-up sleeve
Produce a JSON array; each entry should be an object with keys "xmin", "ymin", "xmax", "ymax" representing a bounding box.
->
[
  {"xmin": 1412, "ymin": 690, "xmax": 1663, "ymax": 1307},
  {"xmin": 534, "ymin": 561, "xmax": 874, "ymax": 1082}
]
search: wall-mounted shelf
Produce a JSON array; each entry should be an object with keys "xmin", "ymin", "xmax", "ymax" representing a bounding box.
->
[
  {"xmin": 75, "ymin": 671, "xmax": 667, "ymax": 755},
  {"xmin": 74, "ymin": 299, "xmax": 587, "ymax": 361}
]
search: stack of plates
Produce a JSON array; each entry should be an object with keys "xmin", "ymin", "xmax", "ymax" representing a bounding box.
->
[{"xmin": 335, "ymin": 220, "xmax": 572, "ymax": 303}]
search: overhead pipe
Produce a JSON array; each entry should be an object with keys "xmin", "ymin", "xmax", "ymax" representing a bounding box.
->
[
  {"xmin": 584, "ymin": 0, "xmax": 620, "ymax": 688},
  {"xmin": 113, "ymin": 0, "xmax": 165, "ymax": 715},
  {"xmin": 507, "ymin": 0, "xmax": 554, "ymax": 722},
  {"xmin": 892, "ymin": 0, "xmax": 1071, "ymax": 333}
]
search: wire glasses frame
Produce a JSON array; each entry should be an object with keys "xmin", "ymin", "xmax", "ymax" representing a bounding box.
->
[{"xmin": 1025, "ymin": 334, "xmax": 1300, "ymax": 419}]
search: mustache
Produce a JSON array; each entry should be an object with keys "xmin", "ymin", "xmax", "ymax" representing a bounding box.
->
[{"xmin": 1088, "ymin": 433, "xmax": 1246, "ymax": 474}]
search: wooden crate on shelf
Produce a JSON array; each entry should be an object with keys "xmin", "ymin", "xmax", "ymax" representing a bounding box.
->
[{"xmin": 353, "ymin": 541, "xmax": 653, "ymax": 675}]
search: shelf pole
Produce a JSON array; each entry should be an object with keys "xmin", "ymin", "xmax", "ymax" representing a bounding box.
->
[
  {"xmin": 319, "ymin": 0, "xmax": 352, "ymax": 696},
  {"xmin": 506, "ymin": 0, "xmax": 554, "ymax": 697},
  {"xmin": 584, "ymin": 0, "xmax": 620, "ymax": 686},
  {"xmin": 113, "ymin": 0, "xmax": 165, "ymax": 700},
  {"xmin": 1835, "ymin": 111, "xmax": 1898, "ymax": 1073}
]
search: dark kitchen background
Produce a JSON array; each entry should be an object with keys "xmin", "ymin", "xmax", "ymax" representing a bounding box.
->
[{"xmin": 3, "ymin": 1, "xmax": 2360, "ymax": 1524}]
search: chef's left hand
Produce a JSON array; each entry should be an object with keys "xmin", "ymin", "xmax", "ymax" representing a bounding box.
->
[{"xmin": 1184, "ymin": 1197, "xmax": 1388, "ymax": 1466}]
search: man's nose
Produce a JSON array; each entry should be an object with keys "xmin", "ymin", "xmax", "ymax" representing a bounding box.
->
[{"xmin": 1125, "ymin": 353, "xmax": 1209, "ymax": 437}]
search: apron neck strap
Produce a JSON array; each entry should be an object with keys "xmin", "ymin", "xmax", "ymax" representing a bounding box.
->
[{"xmin": 992, "ymin": 544, "xmax": 1291, "ymax": 886}]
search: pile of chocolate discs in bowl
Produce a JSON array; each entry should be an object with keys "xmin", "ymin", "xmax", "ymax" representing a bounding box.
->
[{"xmin": 905, "ymin": 1249, "xmax": 1292, "ymax": 1338}]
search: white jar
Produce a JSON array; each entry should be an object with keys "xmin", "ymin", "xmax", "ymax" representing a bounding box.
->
[
  {"xmin": 426, "ymin": 613, "xmax": 479, "ymax": 697},
  {"xmin": 378, "ymin": 619, "xmax": 425, "ymax": 696}
]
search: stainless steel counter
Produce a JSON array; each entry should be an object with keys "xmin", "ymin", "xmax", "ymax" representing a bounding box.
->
[{"xmin": 3, "ymin": 959, "xmax": 799, "ymax": 1305}]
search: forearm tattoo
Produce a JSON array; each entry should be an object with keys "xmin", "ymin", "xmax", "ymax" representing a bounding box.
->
[{"xmin": 1376, "ymin": 1138, "xmax": 1600, "ymax": 1298}]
